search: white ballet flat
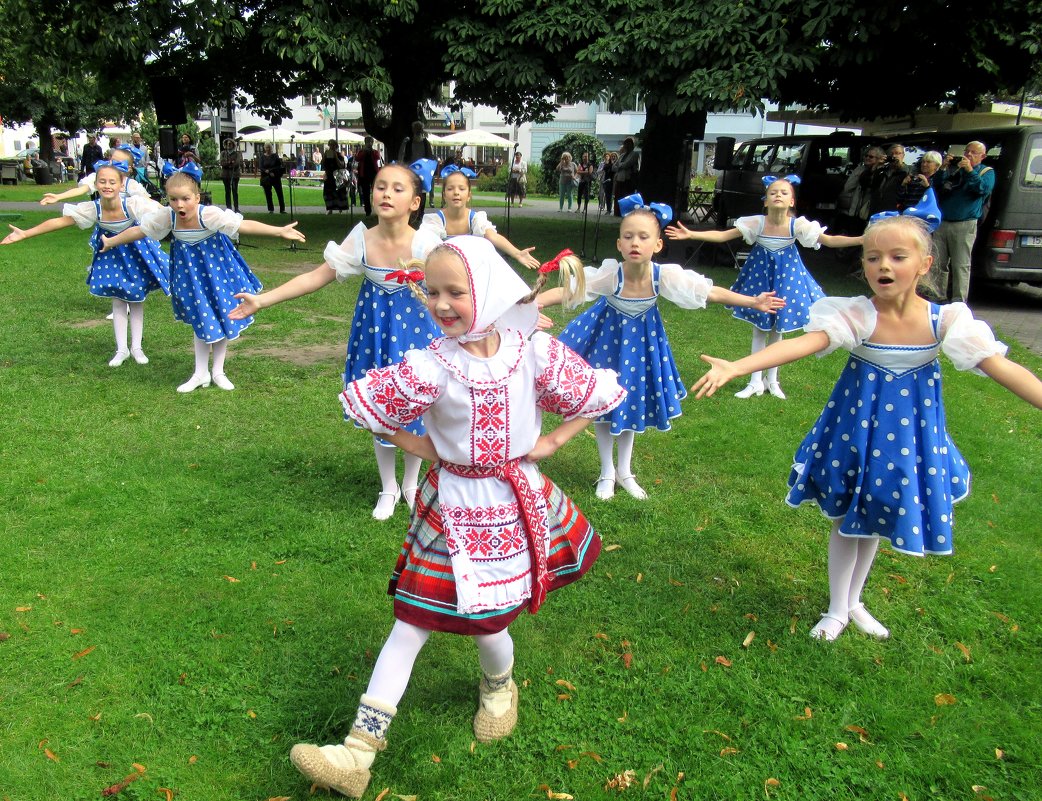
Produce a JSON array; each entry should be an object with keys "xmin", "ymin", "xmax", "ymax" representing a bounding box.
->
[
  {"xmin": 177, "ymin": 372, "xmax": 211, "ymax": 393},
  {"xmin": 848, "ymin": 603, "xmax": 890, "ymax": 639},
  {"xmin": 402, "ymin": 485, "xmax": 419, "ymax": 512},
  {"xmin": 810, "ymin": 613, "xmax": 848, "ymax": 641},
  {"xmin": 212, "ymin": 373, "xmax": 235, "ymax": 391},
  {"xmin": 617, "ymin": 474, "xmax": 648, "ymax": 500},
  {"xmin": 766, "ymin": 381, "xmax": 786, "ymax": 400},
  {"xmin": 108, "ymin": 350, "xmax": 130, "ymax": 368},
  {"xmin": 130, "ymin": 348, "xmax": 149, "ymax": 365},
  {"xmin": 734, "ymin": 382, "xmax": 765, "ymax": 399},
  {"xmin": 372, "ymin": 485, "xmax": 400, "ymax": 520},
  {"xmin": 595, "ymin": 475, "xmax": 616, "ymax": 500}
]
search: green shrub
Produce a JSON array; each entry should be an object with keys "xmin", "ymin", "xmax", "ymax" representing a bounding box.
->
[{"xmin": 539, "ymin": 133, "xmax": 605, "ymax": 195}]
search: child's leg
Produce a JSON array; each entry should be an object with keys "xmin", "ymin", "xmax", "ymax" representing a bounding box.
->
[
  {"xmin": 177, "ymin": 336, "xmax": 212, "ymax": 393},
  {"xmin": 401, "ymin": 451, "xmax": 422, "ymax": 512},
  {"xmin": 291, "ymin": 620, "xmax": 429, "ymax": 798},
  {"xmin": 109, "ymin": 299, "xmax": 130, "ymax": 366},
  {"xmin": 616, "ymin": 430, "xmax": 647, "ymax": 500},
  {"xmin": 594, "ymin": 422, "xmax": 616, "ymax": 500},
  {"xmin": 810, "ymin": 521, "xmax": 857, "ymax": 641},
  {"xmin": 764, "ymin": 329, "xmax": 786, "ymax": 398},
  {"xmin": 128, "ymin": 302, "xmax": 148, "ymax": 364},
  {"xmin": 372, "ymin": 439, "xmax": 400, "ymax": 520},
  {"xmin": 473, "ymin": 628, "xmax": 518, "ymax": 742},
  {"xmin": 735, "ymin": 328, "xmax": 769, "ymax": 398},
  {"xmin": 210, "ymin": 339, "xmax": 234, "ymax": 390},
  {"xmin": 846, "ymin": 537, "xmax": 888, "ymax": 638}
]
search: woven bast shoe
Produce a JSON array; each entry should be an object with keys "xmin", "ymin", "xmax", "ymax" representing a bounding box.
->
[
  {"xmin": 473, "ymin": 673, "xmax": 519, "ymax": 743},
  {"xmin": 289, "ymin": 729, "xmax": 386, "ymax": 799}
]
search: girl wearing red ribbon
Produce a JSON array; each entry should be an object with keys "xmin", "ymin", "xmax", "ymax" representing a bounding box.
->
[
  {"xmin": 288, "ymin": 236, "xmax": 624, "ymax": 799},
  {"xmin": 231, "ymin": 163, "xmax": 441, "ymax": 519}
]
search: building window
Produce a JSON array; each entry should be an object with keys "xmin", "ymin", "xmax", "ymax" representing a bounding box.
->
[{"xmin": 302, "ymin": 95, "xmax": 320, "ymax": 107}]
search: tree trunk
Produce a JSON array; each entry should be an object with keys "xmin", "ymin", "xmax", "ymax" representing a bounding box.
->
[
  {"xmin": 635, "ymin": 106, "xmax": 707, "ymax": 218},
  {"xmin": 359, "ymin": 88, "xmax": 423, "ymax": 165},
  {"xmin": 34, "ymin": 115, "xmax": 56, "ymax": 162}
]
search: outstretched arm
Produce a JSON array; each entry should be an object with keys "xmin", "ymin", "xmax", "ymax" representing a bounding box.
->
[
  {"xmin": 40, "ymin": 185, "xmax": 89, "ymax": 205},
  {"xmin": 977, "ymin": 354, "xmax": 1042, "ymax": 410},
  {"xmin": 707, "ymin": 286, "xmax": 785, "ymax": 313},
  {"xmin": 229, "ymin": 262, "xmax": 338, "ymax": 319},
  {"xmin": 383, "ymin": 430, "xmax": 439, "ymax": 462},
  {"xmin": 484, "ymin": 230, "xmax": 539, "ymax": 270},
  {"xmin": 818, "ymin": 233, "xmax": 863, "ymax": 249},
  {"xmin": 525, "ymin": 415, "xmax": 593, "ymax": 462},
  {"xmin": 536, "ymin": 287, "xmax": 566, "ymax": 308},
  {"xmin": 665, "ymin": 222, "xmax": 742, "ymax": 243},
  {"xmin": 692, "ymin": 330, "xmax": 831, "ymax": 398},
  {"xmin": 2, "ymin": 216, "xmax": 76, "ymax": 244},
  {"xmin": 99, "ymin": 227, "xmax": 148, "ymax": 252},
  {"xmin": 237, "ymin": 219, "xmax": 306, "ymax": 242}
]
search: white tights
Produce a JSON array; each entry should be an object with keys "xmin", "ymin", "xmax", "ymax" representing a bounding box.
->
[
  {"xmin": 190, "ymin": 336, "xmax": 229, "ymax": 377},
  {"xmin": 373, "ymin": 439, "xmax": 422, "ymax": 495},
  {"xmin": 111, "ymin": 300, "xmax": 144, "ymax": 353},
  {"xmin": 816, "ymin": 521, "xmax": 887, "ymax": 639},
  {"xmin": 365, "ymin": 620, "xmax": 514, "ymax": 707},
  {"xmin": 595, "ymin": 423, "xmax": 638, "ymax": 478},
  {"xmin": 746, "ymin": 327, "xmax": 784, "ymax": 387}
]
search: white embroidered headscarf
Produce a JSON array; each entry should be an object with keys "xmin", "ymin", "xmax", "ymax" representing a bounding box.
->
[{"xmin": 435, "ymin": 236, "xmax": 538, "ymax": 340}]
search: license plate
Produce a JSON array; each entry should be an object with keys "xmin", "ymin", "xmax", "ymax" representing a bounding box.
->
[{"xmin": 1022, "ymin": 235, "xmax": 1042, "ymax": 247}]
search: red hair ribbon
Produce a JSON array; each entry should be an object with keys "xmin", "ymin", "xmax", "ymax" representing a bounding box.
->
[
  {"xmin": 538, "ymin": 248, "xmax": 575, "ymax": 274},
  {"xmin": 387, "ymin": 269, "xmax": 425, "ymax": 284}
]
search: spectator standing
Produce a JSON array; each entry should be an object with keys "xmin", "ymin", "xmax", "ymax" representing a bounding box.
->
[
  {"xmin": 833, "ymin": 145, "xmax": 885, "ymax": 241},
  {"xmin": 397, "ymin": 121, "xmax": 435, "ymax": 219},
  {"xmin": 575, "ymin": 152, "xmax": 594, "ymax": 214},
  {"xmin": 931, "ymin": 141, "xmax": 995, "ymax": 302},
  {"xmin": 176, "ymin": 134, "xmax": 199, "ymax": 168},
  {"xmin": 507, "ymin": 151, "xmax": 528, "ymax": 208},
  {"xmin": 80, "ymin": 135, "xmax": 104, "ymax": 179},
  {"xmin": 868, "ymin": 144, "xmax": 909, "ymax": 215},
  {"xmin": 220, "ymin": 138, "xmax": 243, "ymax": 213},
  {"xmin": 356, "ymin": 136, "xmax": 381, "ymax": 216},
  {"xmin": 259, "ymin": 143, "xmax": 286, "ymax": 213},
  {"xmin": 556, "ymin": 152, "xmax": 578, "ymax": 212},
  {"xmin": 612, "ymin": 138, "xmax": 640, "ymax": 216},
  {"xmin": 598, "ymin": 152, "xmax": 615, "ymax": 212},
  {"xmin": 897, "ymin": 151, "xmax": 943, "ymax": 209},
  {"xmin": 322, "ymin": 139, "xmax": 349, "ymax": 214}
]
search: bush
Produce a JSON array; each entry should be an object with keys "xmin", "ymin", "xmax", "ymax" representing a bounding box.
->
[
  {"xmin": 475, "ymin": 163, "xmax": 509, "ymax": 193},
  {"xmin": 539, "ymin": 133, "xmax": 606, "ymax": 195}
]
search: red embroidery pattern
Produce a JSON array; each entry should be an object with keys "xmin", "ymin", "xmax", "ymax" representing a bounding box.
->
[
  {"xmin": 471, "ymin": 386, "xmax": 509, "ymax": 465},
  {"xmin": 345, "ymin": 360, "xmax": 441, "ymax": 430},
  {"xmin": 537, "ymin": 337, "xmax": 599, "ymax": 417}
]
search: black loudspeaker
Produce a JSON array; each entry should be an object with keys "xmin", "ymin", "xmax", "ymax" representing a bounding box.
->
[
  {"xmin": 713, "ymin": 136, "xmax": 736, "ymax": 171},
  {"xmin": 158, "ymin": 128, "xmax": 178, "ymax": 160},
  {"xmin": 149, "ymin": 76, "xmax": 188, "ymax": 125}
]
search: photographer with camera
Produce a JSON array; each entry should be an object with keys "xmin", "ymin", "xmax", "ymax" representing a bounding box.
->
[
  {"xmin": 897, "ymin": 150, "xmax": 942, "ymax": 209},
  {"xmin": 867, "ymin": 143, "xmax": 909, "ymax": 215},
  {"xmin": 931, "ymin": 141, "xmax": 995, "ymax": 302}
]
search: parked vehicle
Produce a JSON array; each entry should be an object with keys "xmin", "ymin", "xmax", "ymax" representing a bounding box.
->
[{"xmin": 712, "ymin": 126, "xmax": 1042, "ymax": 288}]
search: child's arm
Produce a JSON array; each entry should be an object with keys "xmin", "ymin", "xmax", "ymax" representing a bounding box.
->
[
  {"xmin": 977, "ymin": 355, "xmax": 1042, "ymax": 410},
  {"xmin": 229, "ymin": 263, "xmax": 338, "ymax": 319},
  {"xmin": 40, "ymin": 185, "xmax": 90, "ymax": 205},
  {"xmin": 237, "ymin": 219, "xmax": 306, "ymax": 242},
  {"xmin": 484, "ymin": 230, "xmax": 539, "ymax": 270},
  {"xmin": 818, "ymin": 233, "xmax": 863, "ymax": 249},
  {"xmin": 692, "ymin": 331, "xmax": 831, "ymax": 398},
  {"xmin": 525, "ymin": 415, "xmax": 593, "ymax": 462},
  {"xmin": 99, "ymin": 227, "xmax": 149, "ymax": 252},
  {"xmin": 536, "ymin": 286, "xmax": 566, "ymax": 308},
  {"xmin": 664, "ymin": 221, "xmax": 742, "ymax": 243},
  {"xmin": 706, "ymin": 286, "xmax": 785, "ymax": 314},
  {"xmin": 2, "ymin": 216, "xmax": 76, "ymax": 244},
  {"xmin": 383, "ymin": 430, "xmax": 439, "ymax": 462}
]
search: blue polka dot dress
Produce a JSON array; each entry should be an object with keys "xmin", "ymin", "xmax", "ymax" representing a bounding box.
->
[
  {"xmin": 729, "ymin": 215, "xmax": 826, "ymax": 333},
  {"xmin": 557, "ymin": 261, "xmax": 712, "ymax": 435},
  {"xmin": 323, "ymin": 222, "xmax": 441, "ymax": 437},
  {"xmin": 64, "ymin": 199, "xmax": 170, "ymax": 302},
  {"xmin": 786, "ymin": 297, "xmax": 1007, "ymax": 556},
  {"xmin": 142, "ymin": 206, "xmax": 263, "ymax": 344}
]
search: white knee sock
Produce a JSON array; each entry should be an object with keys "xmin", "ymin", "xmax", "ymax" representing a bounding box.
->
[
  {"xmin": 211, "ymin": 338, "xmax": 228, "ymax": 376},
  {"xmin": 764, "ymin": 329, "xmax": 783, "ymax": 385},
  {"xmin": 474, "ymin": 629, "xmax": 514, "ymax": 678},
  {"xmin": 112, "ymin": 300, "xmax": 129, "ymax": 354},
  {"xmin": 365, "ymin": 620, "xmax": 431, "ymax": 707},
  {"xmin": 128, "ymin": 302, "xmax": 144, "ymax": 352}
]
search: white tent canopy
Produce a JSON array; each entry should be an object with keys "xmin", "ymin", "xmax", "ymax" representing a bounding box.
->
[
  {"xmin": 240, "ymin": 128, "xmax": 301, "ymax": 144},
  {"xmin": 435, "ymin": 129, "xmax": 514, "ymax": 148},
  {"xmin": 295, "ymin": 127, "xmax": 365, "ymax": 145}
]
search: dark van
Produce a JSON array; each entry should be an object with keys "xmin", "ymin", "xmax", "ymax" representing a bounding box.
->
[{"xmin": 712, "ymin": 126, "xmax": 1042, "ymax": 288}]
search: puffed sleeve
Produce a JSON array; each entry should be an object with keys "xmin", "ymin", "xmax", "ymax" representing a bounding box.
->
[
  {"xmin": 576, "ymin": 259, "xmax": 621, "ymax": 302},
  {"xmin": 793, "ymin": 216, "xmax": 827, "ymax": 249},
  {"xmin": 137, "ymin": 207, "xmax": 174, "ymax": 239},
  {"xmin": 340, "ymin": 348, "xmax": 445, "ymax": 435},
  {"xmin": 657, "ymin": 263, "xmax": 712, "ymax": 310},
  {"xmin": 532, "ymin": 332, "xmax": 626, "ymax": 421},
  {"xmin": 77, "ymin": 173, "xmax": 96, "ymax": 192},
  {"xmin": 419, "ymin": 212, "xmax": 447, "ymax": 240},
  {"xmin": 125, "ymin": 195, "xmax": 164, "ymax": 222},
  {"xmin": 412, "ymin": 226, "xmax": 441, "ymax": 260},
  {"xmin": 200, "ymin": 205, "xmax": 244, "ymax": 239},
  {"xmin": 939, "ymin": 302, "xmax": 1008, "ymax": 374},
  {"xmin": 803, "ymin": 296, "xmax": 877, "ymax": 356},
  {"xmin": 62, "ymin": 201, "xmax": 98, "ymax": 229},
  {"xmin": 470, "ymin": 211, "xmax": 497, "ymax": 237},
  {"xmin": 323, "ymin": 221, "xmax": 367, "ymax": 282},
  {"xmin": 124, "ymin": 178, "xmax": 150, "ymax": 199},
  {"xmin": 734, "ymin": 216, "xmax": 763, "ymax": 245}
]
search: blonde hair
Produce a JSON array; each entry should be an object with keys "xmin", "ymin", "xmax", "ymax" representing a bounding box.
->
[
  {"xmin": 862, "ymin": 216, "xmax": 940, "ymax": 295},
  {"xmin": 518, "ymin": 253, "xmax": 585, "ymax": 307},
  {"xmin": 165, "ymin": 172, "xmax": 200, "ymax": 194}
]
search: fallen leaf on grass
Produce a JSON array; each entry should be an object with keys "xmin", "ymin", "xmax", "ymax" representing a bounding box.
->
[
  {"xmin": 955, "ymin": 642, "xmax": 972, "ymax": 662},
  {"xmin": 988, "ymin": 565, "xmax": 997, "ymax": 573},
  {"xmin": 250, "ymin": 561, "xmax": 257, "ymax": 570},
  {"xmin": 927, "ymin": 644, "xmax": 944, "ymax": 655},
  {"xmin": 581, "ymin": 752, "xmax": 602, "ymax": 762},
  {"xmin": 934, "ymin": 693, "xmax": 958, "ymax": 706},
  {"xmin": 899, "ymin": 794, "xmax": 909, "ymax": 801},
  {"xmin": 72, "ymin": 645, "xmax": 96, "ymax": 660},
  {"xmin": 704, "ymin": 730, "xmax": 732, "ymax": 742},
  {"xmin": 538, "ymin": 784, "xmax": 575, "ymax": 799},
  {"xmin": 394, "ymin": 796, "xmax": 418, "ymax": 801},
  {"xmin": 96, "ymin": 761, "xmax": 111, "ymax": 768},
  {"xmin": 132, "ymin": 764, "xmax": 146, "ymax": 773},
  {"xmin": 187, "ymin": 755, "xmax": 198, "ymax": 765},
  {"xmin": 766, "ymin": 640, "xmax": 778, "ymax": 652},
  {"xmin": 604, "ymin": 544, "xmax": 622, "ymax": 552},
  {"xmin": 555, "ymin": 744, "xmax": 573, "ymax": 752},
  {"xmin": 101, "ymin": 771, "xmax": 142, "ymax": 796},
  {"xmin": 15, "ymin": 605, "xmax": 32, "ymax": 612},
  {"xmin": 274, "ymin": 559, "xmax": 287, "ymax": 565},
  {"xmin": 374, "ymin": 789, "xmax": 390, "ymax": 801},
  {"xmin": 635, "ymin": 573, "xmax": 643, "ymax": 583},
  {"xmin": 789, "ymin": 616, "xmax": 798, "ymax": 634},
  {"xmin": 995, "ymin": 749, "xmax": 1004, "ymax": 760},
  {"xmin": 566, "ymin": 759, "xmax": 580, "ymax": 769},
  {"xmin": 44, "ymin": 748, "xmax": 59, "ymax": 762},
  {"xmin": 764, "ymin": 777, "xmax": 781, "ymax": 796},
  {"xmin": 617, "ymin": 710, "xmax": 628, "ymax": 723},
  {"xmin": 714, "ymin": 656, "xmax": 732, "ymax": 668},
  {"xmin": 742, "ymin": 632, "xmax": 756, "ymax": 648},
  {"xmin": 668, "ymin": 578, "xmax": 684, "ymax": 587},
  {"xmin": 0, "ymin": 631, "xmax": 9, "ymax": 641},
  {"xmin": 719, "ymin": 747, "xmax": 740, "ymax": 757},
  {"xmin": 223, "ymin": 576, "xmax": 240, "ymax": 583},
  {"xmin": 594, "ymin": 632, "xmax": 609, "ymax": 640},
  {"xmin": 844, "ymin": 725, "xmax": 871, "ymax": 743},
  {"xmin": 156, "ymin": 788, "xmax": 174, "ymax": 801},
  {"xmin": 68, "ymin": 676, "xmax": 83, "ymax": 688},
  {"xmin": 557, "ymin": 693, "xmax": 571, "ymax": 701},
  {"xmin": 555, "ymin": 679, "xmax": 576, "ymax": 691},
  {"xmin": 603, "ymin": 770, "xmax": 636, "ymax": 791},
  {"xmin": 621, "ymin": 652, "xmax": 632, "ymax": 669},
  {"xmin": 875, "ymin": 760, "xmax": 885, "ymax": 769},
  {"xmin": 431, "ymin": 754, "xmax": 441, "ymax": 763},
  {"xmin": 669, "ymin": 789, "xmax": 679, "ymax": 801},
  {"xmin": 642, "ymin": 764, "xmax": 662, "ymax": 788},
  {"xmin": 89, "ymin": 713, "xmax": 101, "ymax": 722},
  {"xmin": 834, "ymin": 742, "xmax": 849, "ymax": 751},
  {"xmin": 887, "ymin": 574, "xmax": 907, "ymax": 584},
  {"xmin": 70, "ymin": 628, "xmax": 84, "ymax": 635},
  {"xmin": 990, "ymin": 611, "xmax": 1010, "ymax": 623},
  {"xmin": 246, "ymin": 710, "xmax": 257, "ymax": 719}
]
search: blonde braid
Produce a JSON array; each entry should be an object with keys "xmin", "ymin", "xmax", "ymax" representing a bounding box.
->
[{"xmin": 399, "ymin": 257, "xmax": 429, "ymax": 306}]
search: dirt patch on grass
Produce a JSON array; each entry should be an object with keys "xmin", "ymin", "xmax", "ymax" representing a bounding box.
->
[
  {"xmin": 238, "ymin": 342, "xmax": 345, "ymax": 367},
  {"xmin": 68, "ymin": 319, "xmax": 108, "ymax": 329}
]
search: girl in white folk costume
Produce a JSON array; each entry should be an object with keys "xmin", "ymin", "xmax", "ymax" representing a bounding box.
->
[{"xmin": 289, "ymin": 236, "xmax": 624, "ymax": 798}]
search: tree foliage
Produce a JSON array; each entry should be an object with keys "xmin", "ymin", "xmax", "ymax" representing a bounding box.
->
[{"xmin": 538, "ymin": 134, "xmax": 605, "ymax": 195}]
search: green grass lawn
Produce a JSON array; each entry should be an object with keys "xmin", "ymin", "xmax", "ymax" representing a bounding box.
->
[{"xmin": 2, "ymin": 212, "xmax": 1041, "ymax": 800}]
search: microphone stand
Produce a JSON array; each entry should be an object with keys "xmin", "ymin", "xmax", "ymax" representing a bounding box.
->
[
  {"xmin": 287, "ymin": 135, "xmax": 299, "ymax": 252},
  {"xmin": 505, "ymin": 142, "xmax": 518, "ymax": 239}
]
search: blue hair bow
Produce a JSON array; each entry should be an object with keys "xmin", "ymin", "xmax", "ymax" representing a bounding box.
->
[
  {"xmin": 617, "ymin": 193, "xmax": 673, "ymax": 226},
  {"xmin": 762, "ymin": 174, "xmax": 801, "ymax": 189},
  {"xmin": 161, "ymin": 159, "xmax": 203, "ymax": 184},
  {"xmin": 93, "ymin": 159, "xmax": 130, "ymax": 174},
  {"xmin": 409, "ymin": 158, "xmax": 438, "ymax": 194},
  {"xmin": 439, "ymin": 164, "xmax": 477, "ymax": 180},
  {"xmin": 868, "ymin": 187, "xmax": 942, "ymax": 233}
]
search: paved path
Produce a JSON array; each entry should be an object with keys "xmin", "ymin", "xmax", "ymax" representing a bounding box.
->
[{"xmin": 2, "ymin": 197, "xmax": 1039, "ymax": 357}]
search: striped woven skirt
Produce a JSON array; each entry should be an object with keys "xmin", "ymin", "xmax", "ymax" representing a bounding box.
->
[{"xmin": 388, "ymin": 466, "xmax": 601, "ymax": 635}]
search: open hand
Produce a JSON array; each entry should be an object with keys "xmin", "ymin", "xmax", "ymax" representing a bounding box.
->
[
  {"xmin": 229, "ymin": 293, "xmax": 262, "ymax": 320},
  {"xmin": 690, "ymin": 354, "xmax": 740, "ymax": 398},
  {"xmin": 40, "ymin": 193, "xmax": 60, "ymax": 206},
  {"xmin": 754, "ymin": 291, "xmax": 786, "ymax": 314},
  {"xmin": 280, "ymin": 222, "xmax": 306, "ymax": 242},
  {"xmin": 1, "ymin": 225, "xmax": 26, "ymax": 244},
  {"xmin": 664, "ymin": 221, "xmax": 694, "ymax": 240},
  {"xmin": 515, "ymin": 246, "xmax": 540, "ymax": 271}
]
